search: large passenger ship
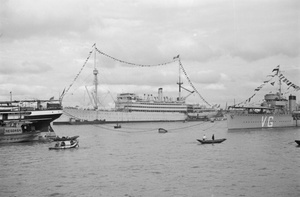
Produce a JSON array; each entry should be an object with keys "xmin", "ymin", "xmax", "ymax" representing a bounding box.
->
[
  {"xmin": 54, "ymin": 45, "xmax": 218, "ymax": 125},
  {"xmin": 56, "ymin": 88, "xmax": 217, "ymax": 124},
  {"xmin": 227, "ymin": 66, "xmax": 300, "ymax": 129}
]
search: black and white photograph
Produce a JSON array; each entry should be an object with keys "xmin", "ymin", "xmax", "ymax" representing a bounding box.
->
[{"xmin": 0, "ymin": 0, "xmax": 299, "ymax": 196}]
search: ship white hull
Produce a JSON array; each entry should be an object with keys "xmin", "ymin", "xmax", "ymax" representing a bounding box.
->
[
  {"xmin": 54, "ymin": 108, "xmax": 187, "ymax": 124},
  {"xmin": 226, "ymin": 113, "xmax": 299, "ymax": 129}
]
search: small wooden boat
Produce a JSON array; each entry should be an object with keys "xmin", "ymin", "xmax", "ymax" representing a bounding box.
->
[
  {"xmin": 53, "ymin": 135, "xmax": 79, "ymax": 141},
  {"xmin": 295, "ymin": 140, "xmax": 300, "ymax": 145},
  {"xmin": 49, "ymin": 140, "xmax": 79, "ymax": 150},
  {"xmin": 197, "ymin": 138, "xmax": 226, "ymax": 144},
  {"xmin": 158, "ymin": 128, "xmax": 168, "ymax": 133},
  {"xmin": 114, "ymin": 124, "xmax": 121, "ymax": 129}
]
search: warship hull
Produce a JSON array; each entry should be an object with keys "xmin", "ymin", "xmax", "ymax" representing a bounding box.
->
[{"xmin": 226, "ymin": 113, "xmax": 299, "ymax": 130}]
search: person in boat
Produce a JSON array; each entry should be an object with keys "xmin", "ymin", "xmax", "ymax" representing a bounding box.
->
[
  {"xmin": 212, "ymin": 134, "xmax": 215, "ymax": 141},
  {"xmin": 203, "ymin": 134, "xmax": 206, "ymax": 141}
]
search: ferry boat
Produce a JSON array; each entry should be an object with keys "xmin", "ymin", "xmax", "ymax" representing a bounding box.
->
[
  {"xmin": 227, "ymin": 67, "xmax": 300, "ymax": 130},
  {"xmin": 54, "ymin": 45, "xmax": 218, "ymax": 125},
  {"xmin": 0, "ymin": 99, "xmax": 63, "ymax": 139},
  {"xmin": 0, "ymin": 121, "xmax": 40, "ymax": 143}
]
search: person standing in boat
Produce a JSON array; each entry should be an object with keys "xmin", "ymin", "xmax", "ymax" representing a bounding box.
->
[
  {"xmin": 203, "ymin": 134, "xmax": 206, "ymax": 141},
  {"xmin": 212, "ymin": 134, "xmax": 215, "ymax": 140}
]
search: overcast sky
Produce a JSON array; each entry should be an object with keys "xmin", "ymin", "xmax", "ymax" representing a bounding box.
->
[{"xmin": 0, "ymin": 0, "xmax": 299, "ymax": 109}]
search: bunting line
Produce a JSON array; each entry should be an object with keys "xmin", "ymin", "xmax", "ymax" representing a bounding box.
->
[
  {"xmin": 61, "ymin": 49, "xmax": 93, "ymax": 100},
  {"xmin": 96, "ymin": 48, "xmax": 176, "ymax": 67},
  {"xmin": 235, "ymin": 65, "xmax": 300, "ymax": 106},
  {"xmin": 96, "ymin": 48, "xmax": 212, "ymax": 106},
  {"xmin": 61, "ymin": 45, "xmax": 215, "ymax": 106},
  {"xmin": 278, "ymin": 73, "xmax": 300, "ymax": 91},
  {"xmin": 178, "ymin": 60, "xmax": 211, "ymax": 106}
]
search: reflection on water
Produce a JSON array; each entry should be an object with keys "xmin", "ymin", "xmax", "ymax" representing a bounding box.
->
[{"xmin": 1, "ymin": 121, "xmax": 299, "ymax": 197}]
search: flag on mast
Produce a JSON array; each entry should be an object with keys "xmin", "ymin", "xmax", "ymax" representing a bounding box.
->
[
  {"xmin": 272, "ymin": 65, "xmax": 280, "ymax": 74},
  {"xmin": 173, "ymin": 54, "xmax": 180, "ymax": 59}
]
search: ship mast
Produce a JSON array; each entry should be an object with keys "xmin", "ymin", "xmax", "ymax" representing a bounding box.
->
[
  {"xmin": 177, "ymin": 57, "xmax": 183, "ymax": 101},
  {"xmin": 277, "ymin": 65, "xmax": 282, "ymax": 99},
  {"xmin": 93, "ymin": 43, "xmax": 98, "ymax": 110},
  {"xmin": 176, "ymin": 57, "xmax": 194, "ymax": 102}
]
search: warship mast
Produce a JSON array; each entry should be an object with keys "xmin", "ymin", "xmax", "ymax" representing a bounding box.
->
[{"xmin": 278, "ymin": 65, "xmax": 282, "ymax": 99}]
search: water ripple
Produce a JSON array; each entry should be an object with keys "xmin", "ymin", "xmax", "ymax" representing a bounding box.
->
[{"xmin": 0, "ymin": 122, "xmax": 299, "ymax": 196}]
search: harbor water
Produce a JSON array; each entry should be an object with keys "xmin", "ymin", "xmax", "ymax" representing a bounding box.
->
[{"xmin": 1, "ymin": 121, "xmax": 299, "ymax": 197}]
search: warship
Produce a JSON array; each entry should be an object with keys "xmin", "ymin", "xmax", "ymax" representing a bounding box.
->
[{"xmin": 227, "ymin": 66, "xmax": 300, "ymax": 129}]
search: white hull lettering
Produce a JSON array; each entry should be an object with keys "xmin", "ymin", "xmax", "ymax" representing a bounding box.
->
[
  {"xmin": 268, "ymin": 116, "xmax": 274, "ymax": 127},
  {"xmin": 262, "ymin": 116, "xmax": 274, "ymax": 127}
]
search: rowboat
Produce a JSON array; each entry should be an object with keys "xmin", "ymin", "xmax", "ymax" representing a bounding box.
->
[
  {"xmin": 197, "ymin": 138, "xmax": 226, "ymax": 144},
  {"xmin": 49, "ymin": 140, "xmax": 79, "ymax": 150},
  {"xmin": 295, "ymin": 140, "xmax": 300, "ymax": 145},
  {"xmin": 53, "ymin": 135, "xmax": 79, "ymax": 141},
  {"xmin": 158, "ymin": 128, "xmax": 168, "ymax": 133},
  {"xmin": 114, "ymin": 124, "xmax": 121, "ymax": 129}
]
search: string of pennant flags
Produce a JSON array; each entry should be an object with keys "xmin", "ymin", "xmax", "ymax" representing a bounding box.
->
[
  {"xmin": 60, "ymin": 45, "xmax": 299, "ymax": 110},
  {"xmin": 177, "ymin": 58, "xmax": 211, "ymax": 106},
  {"xmin": 60, "ymin": 49, "xmax": 94, "ymax": 100},
  {"xmin": 96, "ymin": 48, "xmax": 176, "ymax": 67},
  {"xmin": 61, "ymin": 45, "xmax": 213, "ymax": 107},
  {"xmin": 278, "ymin": 73, "xmax": 300, "ymax": 91},
  {"xmin": 235, "ymin": 65, "xmax": 300, "ymax": 106},
  {"xmin": 269, "ymin": 65, "xmax": 300, "ymax": 91},
  {"xmin": 97, "ymin": 50, "xmax": 212, "ymax": 106},
  {"xmin": 60, "ymin": 47, "xmax": 182, "ymax": 100}
]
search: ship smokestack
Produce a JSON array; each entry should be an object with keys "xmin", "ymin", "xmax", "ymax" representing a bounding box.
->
[
  {"xmin": 158, "ymin": 88, "xmax": 163, "ymax": 102},
  {"xmin": 289, "ymin": 95, "xmax": 296, "ymax": 112}
]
